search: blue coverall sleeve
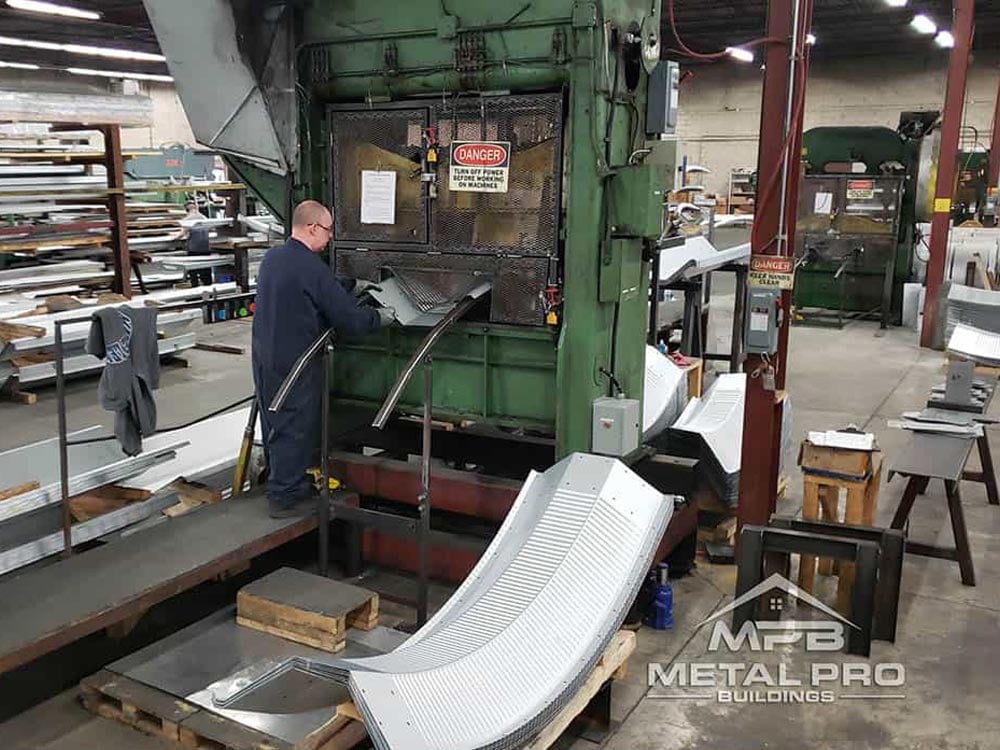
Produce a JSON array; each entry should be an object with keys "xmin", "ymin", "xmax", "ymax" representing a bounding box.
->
[{"xmin": 311, "ymin": 264, "xmax": 380, "ymax": 337}]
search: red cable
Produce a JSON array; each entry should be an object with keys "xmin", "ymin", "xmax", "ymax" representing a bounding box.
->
[{"xmin": 667, "ymin": 0, "xmax": 779, "ymax": 61}]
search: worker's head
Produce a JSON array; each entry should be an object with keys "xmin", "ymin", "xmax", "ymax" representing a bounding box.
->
[
  {"xmin": 290, "ymin": 200, "xmax": 334, "ymax": 252},
  {"xmin": 184, "ymin": 201, "xmax": 197, "ymax": 212}
]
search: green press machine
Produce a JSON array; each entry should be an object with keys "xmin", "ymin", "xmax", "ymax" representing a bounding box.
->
[
  {"xmin": 793, "ymin": 112, "xmax": 938, "ymax": 327},
  {"xmin": 145, "ymin": 0, "xmax": 699, "ymax": 575}
]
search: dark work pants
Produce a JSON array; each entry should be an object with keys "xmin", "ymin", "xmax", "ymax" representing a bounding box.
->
[{"xmin": 253, "ymin": 360, "xmax": 321, "ymax": 509}]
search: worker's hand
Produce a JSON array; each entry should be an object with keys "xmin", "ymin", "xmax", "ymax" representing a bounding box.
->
[{"xmin": 377, "ymin": 307, "xmax": 397, "ymax": 326}]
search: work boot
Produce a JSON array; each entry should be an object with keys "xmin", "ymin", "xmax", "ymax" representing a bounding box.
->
[{"xmin": 268, "ymin": 495, "xmax": 317, "ymax": 519}]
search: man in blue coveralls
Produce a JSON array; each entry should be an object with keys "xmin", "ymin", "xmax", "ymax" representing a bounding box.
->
[{"xmin": 252, "ymin": 200, "xmax": 387, "ymax": 517}]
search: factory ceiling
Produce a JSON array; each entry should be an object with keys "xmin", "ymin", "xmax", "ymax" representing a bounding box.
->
[{"xmin": 0, "ymin": 1, "xmax": 996, "ymax": 79}]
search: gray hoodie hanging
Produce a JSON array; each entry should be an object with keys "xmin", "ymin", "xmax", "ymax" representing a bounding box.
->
[{"xmin": 85, "ymin": 306, "xmax": 160, "ymax": 455}]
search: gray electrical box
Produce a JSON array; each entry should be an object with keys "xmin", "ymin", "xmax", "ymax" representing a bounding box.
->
[
  {"xmin": 646, "ymin": 61, "xmax": 680, "ymax": 137},
  {"xmin": 745, "ymin": 288, "xmax": 781, "ymax": 354},
  {"xmin": 592, "ymin": 397, "xmax": 641, "ymax": 457}
]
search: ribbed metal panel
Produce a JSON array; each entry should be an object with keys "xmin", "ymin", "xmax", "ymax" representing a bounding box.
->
[
  {"xmin": 338, "ymin": 453, "xmax": 672, "ymax": 750},
  {"xmin": 210, "ymin": 454, "xmax": 672, "ymax": 749}
]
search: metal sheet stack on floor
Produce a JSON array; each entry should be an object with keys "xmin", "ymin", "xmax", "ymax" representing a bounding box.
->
[
  {"xmin": 946, "ymin": 284, "xmax": 1000, "ymax": 341},
  {"xmin": 210, "ymin": 453, "xmax": 673, "ymax": 750}
]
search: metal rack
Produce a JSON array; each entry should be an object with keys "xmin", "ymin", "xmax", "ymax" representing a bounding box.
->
[{"xmin": 52, "ymin": 292, "xmax": 257, "ymax": 559}]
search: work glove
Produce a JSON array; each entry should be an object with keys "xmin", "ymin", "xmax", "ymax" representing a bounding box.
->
[
  {"xmin": 377, "ymin": 307, "xmax": 397, "ymax": 326},
  {"xmin": 354, "ymin": 281, "xmax": 383, "ymax": 298}
]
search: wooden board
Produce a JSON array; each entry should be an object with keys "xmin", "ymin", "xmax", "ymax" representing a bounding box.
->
[
  {"xmin": 0, "ymin": 494, "xmax": 318, "ymax": 676},
  {"xmin": 0, "ymin": 481, "xmax": 40, "ymax": 503},
  {"xmin": 80, "ymin": 669, "xmax": 199, "ymax": 743},
  {"xmin": 0, "ymin": 320, "xmax": 46, "ymax": 343},
  {"xmin": 237, "ymin": 567, "xmax": 378, "ymax": 652}
]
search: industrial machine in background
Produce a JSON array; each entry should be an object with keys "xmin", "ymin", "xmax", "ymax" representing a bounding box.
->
[
  {"xmin": 793, "ymin": 112, "xmax": 939, "ymax": 327},
  {"xmin": 145, "ymin": 0, "xmax": 700, "ymax": 580}
]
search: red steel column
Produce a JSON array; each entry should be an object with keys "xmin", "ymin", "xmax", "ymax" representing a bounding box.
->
[
  {"xmin": 737, "ymin": 0, "xmax": 812, "ymax": 532},
  {"xmin": 987, "ymin": 76, "xmax": 1000, "ymax": 226},
  {"xmin": 920, "ymin": 0, "xmax": 975, "ymax": 347},
  {"xmin": 101, "ymin": 124, "xmax": 132, "ymax": 299}
]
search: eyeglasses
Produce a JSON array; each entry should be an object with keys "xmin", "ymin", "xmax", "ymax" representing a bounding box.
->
[{"xmin": 311, "ymin": 222, "xmax": 333, "ymax": 233}]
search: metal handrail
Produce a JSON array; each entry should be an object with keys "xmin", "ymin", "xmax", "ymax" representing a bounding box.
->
[
  {"xmin": 371, "ymin": 296, "xmax": 477, "ymax": 429},
  {"xmin": 267, "ymin": 328, "xmax": 333, "ymax": 413}
]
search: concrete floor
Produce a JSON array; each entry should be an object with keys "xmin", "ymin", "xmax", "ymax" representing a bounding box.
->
[{"xmin": 2, "ymin": 304, "xmax": 1000, "ymax": 749}]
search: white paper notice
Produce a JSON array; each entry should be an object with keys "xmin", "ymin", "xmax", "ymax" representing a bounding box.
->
[
  {"xmin": 813, "ymin": 192, "xmax": 833, "ymax": 215},
  {"xmin": 360, "ymin": 170, "xmax": 396, "ymax": 225}
]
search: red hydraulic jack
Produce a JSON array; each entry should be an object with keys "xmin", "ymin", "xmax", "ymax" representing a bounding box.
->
[{"xmin": 737, "ymin": 0, "xmax": 813, "ymax": 535}]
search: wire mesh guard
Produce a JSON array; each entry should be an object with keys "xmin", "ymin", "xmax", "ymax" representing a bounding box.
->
[{"xmin": 329, "ymin": 94, "xmax": 564, "ymax": 326}]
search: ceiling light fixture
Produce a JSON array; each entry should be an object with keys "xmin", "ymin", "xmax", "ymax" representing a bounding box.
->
[
  {"xmin": 5, "ymin": 0, "xmax": 101, "ymax": 20},
  {"xmin": 806, "ymin": 33, "xmax": 817, "ymax": 45},
  {"xmin": 934, "ymin": 30, "xmax": 955, "ymax": 48},
  {"xmin": 725, "ymin": 46, "xmax": 754, "ymax": 63},
  {"xmin": 884, "ymin": 0, "xmax": 908, "ymax": 7},
  {"xmin": 66, "ymin": 66, "xmax": 173, "ymax": 82},
  {"xmin": 0, "ymin": 35, "xmax": 165, "ymax": 62},
  {"xmin": 0, "ymin": 59, "xmax": 39, "ymax": 69},
  {"xmin": 910, "ymin": 14, "xmax": 937, "ymax": 35}
]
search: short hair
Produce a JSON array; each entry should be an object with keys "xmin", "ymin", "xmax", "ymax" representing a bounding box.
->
[
  {"xmin": 292, "ymin": 200, "xmax": 331, "ymax": 228},
  {"xmin": 184, "ymin": 201, "xmax": 196, "ymax": 210}
]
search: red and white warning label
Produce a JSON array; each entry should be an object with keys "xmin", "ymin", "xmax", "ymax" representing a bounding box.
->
[{"xmin": 448, "ymin": 140, "xmax": 511, "ymax": 193}]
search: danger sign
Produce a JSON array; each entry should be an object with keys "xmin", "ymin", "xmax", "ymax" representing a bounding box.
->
[
  {"xmin": 449, "ymin": 140, "xmax": 511, "ymax": 193},
  {"xmin": 749, "ymin": 255, "xmax": 795, "ymax": 290},
  {"xmin": 846, "ymin": 179, "xmax": 875, "ymax": 200}
]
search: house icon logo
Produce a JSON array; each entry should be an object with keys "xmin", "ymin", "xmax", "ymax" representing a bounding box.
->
[{"xmin": 646, "ymin": 574, "xmax": 907, "ymax": 705}]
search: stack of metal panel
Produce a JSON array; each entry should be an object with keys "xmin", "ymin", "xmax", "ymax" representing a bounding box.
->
[
  {"xmin": 669, "ymin": 373, "xmax": 746, "ymax": 506},
  {"xmin": 213, "ymin": 454, "xmax": 673, "ymax": 750},
  {"xmin": 946, "ymin": 284, "xmax": 1000, "ymax": 341},
  {"xmin": 0, "ymin": 431, "xmax": 184, "ymax": 576},
  {"xmin": 947, "ymin": 323, "xmax": 1000, "ymax": 367}
]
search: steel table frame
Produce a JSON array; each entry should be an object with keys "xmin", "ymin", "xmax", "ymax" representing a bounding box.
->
[{"xmin": 736, "ymin": 524, "xmax": 880, "ymax": 657}]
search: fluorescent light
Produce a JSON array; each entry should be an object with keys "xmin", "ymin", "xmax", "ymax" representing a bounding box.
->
[
  {"xmin": 806, "ymin": 33, "xmax": 817, "ymax": 45},
  {"xmin": 885, "ymin": 0, "xmax": 908, "ymax": 7},
  {"xmin": 0, "ymin": 59, "xmax": 39, "ymax": 69},
  {"xmin": 0, "ymin": 35, "xmax": 165, "ymax": 62},
  {"xmin": 5, "ymin": 0, "xmax": 100, "ymax": 20},
  {"xmin": 725, "ymin": 47, "xmax": 754, "ymax": 63},
  {"xmin": 935, "ymin": 30, "xmax": 955, "ymax": 48},
  {"xmin": 910, "ymin": 14, "xmax": 937, "ymax": 35},
  {"xmin": 66, "ymin": 67, "xmax": 173, "ymax": 82}
]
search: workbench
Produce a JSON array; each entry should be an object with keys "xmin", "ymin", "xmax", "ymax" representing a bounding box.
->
[{"xmin": 0, "ymin": 494, "xmax": 317, "ymax": 675}]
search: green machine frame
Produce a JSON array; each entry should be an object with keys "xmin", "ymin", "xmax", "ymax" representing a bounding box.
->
[{"xmin": 283, "ymin": 0, "xmax": 666, "ymax": 459}]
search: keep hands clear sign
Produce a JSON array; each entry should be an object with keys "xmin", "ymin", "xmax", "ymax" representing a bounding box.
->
[
  {"xmin": 448, "ymin": 141, "xmax": 511, "ymax": 193},
  {"xmin": 749, "ymin": 255, "xmax": 795, "ymax": 290}
]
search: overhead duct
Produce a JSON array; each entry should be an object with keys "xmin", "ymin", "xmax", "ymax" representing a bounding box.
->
[{"xmin": 140, "ymin": 0, "xmax": 295, "ymax": 176}]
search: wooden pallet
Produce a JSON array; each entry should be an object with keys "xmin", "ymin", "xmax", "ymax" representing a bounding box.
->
[
  {"xmin": 236, "ymin": 567, "xmax": 378, "ymax": 653},
  {"xmin": 80, "ymin": 669, "xmax": 365, "ymax": 750},
  {"xmin": 82, "ymin": 630, "xmax": 634, "ymax": 750}
]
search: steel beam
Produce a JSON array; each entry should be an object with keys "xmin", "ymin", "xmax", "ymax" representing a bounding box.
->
[
  {"xmin": 100, "ymin": 124, "xmax": 132, "ymax": 299},
  {"xmin": 737, "ymin": 0, "xmax": 813, "ymax": 532},
  {"xmin": 920, "ymin": 0, "xmax": 976, "ymax": 347},
  {"xmin": 327, "ymin": 451, "xmax": 521, "ymax": 522}
]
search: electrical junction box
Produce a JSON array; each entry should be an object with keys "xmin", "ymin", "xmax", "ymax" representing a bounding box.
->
[
  {"xmin": 608, "ymin": 164, "xmax": 665, "ymax": 240},
  {"xmin": 646, "ymin": 60, "xmax": 679, "ymax": 137},
  {"xmin": 745, "ymin": 288, "xmax": 781, "ymax": 355},
  {"xmin": 592, "ymin": 397, "xmax": 640, "ymax": 457}
]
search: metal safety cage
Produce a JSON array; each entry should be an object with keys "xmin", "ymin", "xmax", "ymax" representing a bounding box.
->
[{"xmin": 327, "ymin": 94, "xmax": 565, "ymax": 327}]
